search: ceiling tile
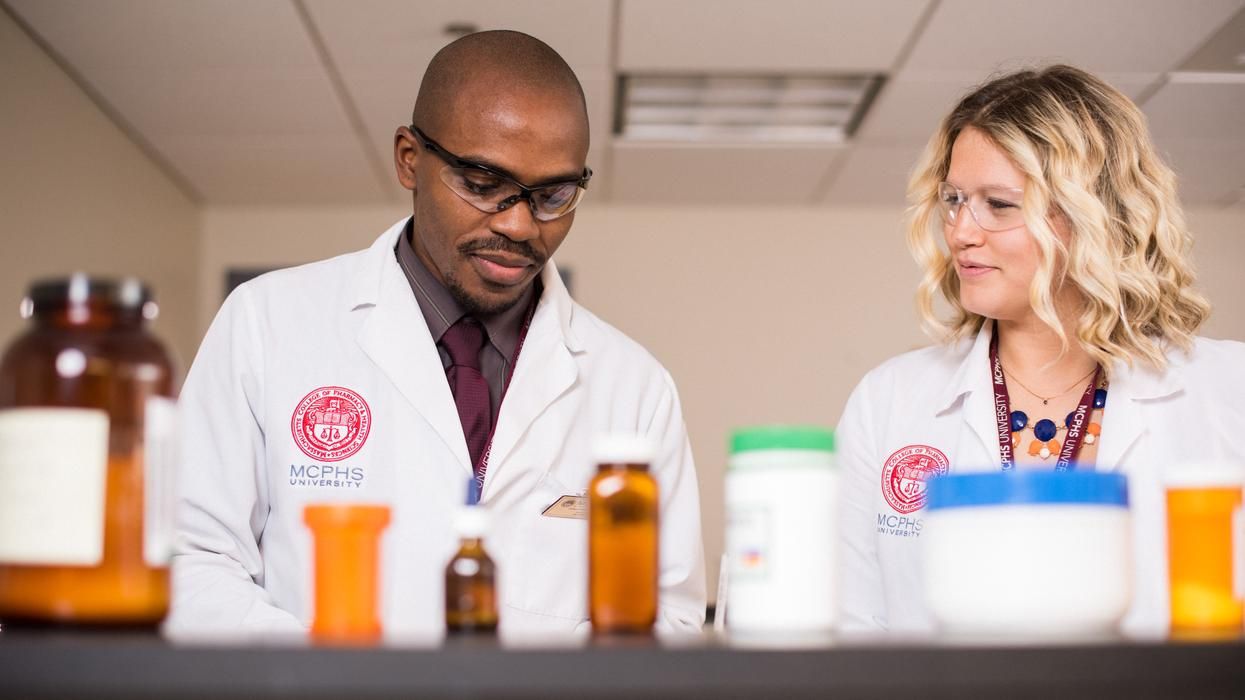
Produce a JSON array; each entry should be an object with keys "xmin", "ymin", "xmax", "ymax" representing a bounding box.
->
[
  {"xmin": 7, "ymin": 0, "xmax": 323, "ymax": 70},
  {"xmin": 304, "ymin": 0, "xmax": 613, "ymax": 70},
  {"xmin": 855, "ymin": 73, "xmax": 1156, "ymax": 148},
  {"xmin": 159, "ymin": 135, "xmax": 387, "ymax": 204},
  {"xmin": 820, "ymin": 144, "xmax": 924, "ymax": 205},
  {"xmin": 617, "ymin": 0, "xmax": 932, "ymax": 72},
  {"xmin": 1145, "ymin": 79, "xmax": 1245, "ymax": 142},
  {"xmin": 904, "ymin": 0, "xmax": 1245, "ymax": 75},
  {"xmin": 609, "ymin": 142, "xmax": 845, "ymax": 205},
  {"xmin": 85, "ymin": 68, "xmax": 353, "ymax": 138},
  {"xmin": 1180, "ymin": 5, "xmax": 1245, "ymax": 72}
]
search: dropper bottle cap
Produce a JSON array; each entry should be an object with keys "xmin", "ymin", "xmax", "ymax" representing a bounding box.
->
[{"xmin": 454, "ymin": 476, "xmax": 490, "ymax": 539}]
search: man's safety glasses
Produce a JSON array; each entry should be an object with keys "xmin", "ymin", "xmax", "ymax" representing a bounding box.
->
[
  {"xmin": 409, "ymin": 125, "xmax": 591, "ymax": 222},
  {"xmin": 937, "ymin": 182, "xmax": 1026, "ymax": 232}
]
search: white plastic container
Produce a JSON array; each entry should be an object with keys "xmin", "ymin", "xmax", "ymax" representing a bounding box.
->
[
  {"xmin": 923, "ymin": 471, "xmax": 1131, "ymax": 639},
  {"xmin": 724, "ymin": 426, "xmax": 836, "ymax": 633}
]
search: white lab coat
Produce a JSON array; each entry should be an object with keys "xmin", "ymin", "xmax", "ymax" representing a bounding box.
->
[
  {"xmin": 837, "ymin": 321, "xmax": 1245, "ymax": 638},
  {"xmin": 167, "ymin": 219, "xmax": 706, "ymax": 640}
]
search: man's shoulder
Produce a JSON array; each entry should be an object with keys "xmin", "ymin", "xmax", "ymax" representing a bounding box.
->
[
  {"xmin": 240, "ymin": 247, "xmax": 372, "ymax": 302},
  {"xmin": 565, "ymin": 300, "xmax": 671, "ymax": 381}
]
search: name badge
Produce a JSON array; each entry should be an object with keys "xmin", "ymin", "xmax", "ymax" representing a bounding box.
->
[{"xmin": 542, "ymin": 495, "xmax": 587, "ymax": 520}]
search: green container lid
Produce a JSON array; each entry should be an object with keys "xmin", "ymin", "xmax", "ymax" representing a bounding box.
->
[{"xmin": 729, "ymin": 425, "xmax": 835, "ymax": 455}]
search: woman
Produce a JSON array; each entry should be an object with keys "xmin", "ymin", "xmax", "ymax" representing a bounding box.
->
[{"xmin": 836, "ymin": 65, "xmax": 1245, "ymax": 637}]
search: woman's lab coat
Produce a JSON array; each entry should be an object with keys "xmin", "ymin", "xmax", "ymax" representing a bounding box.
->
[{"xmin": 837, "ymin": 322, "xmax": 1245, "ymax": 638}]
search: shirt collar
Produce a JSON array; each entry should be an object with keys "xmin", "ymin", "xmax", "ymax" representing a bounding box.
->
[
  {"xmin": 937, "ymin": 320, "xmax": 995, "ymax": 415},
  {"xmin": 936, "ymin": 319, "xmax": 1184, "ymax": 414},
  {"xmin": 395, "ymin": 220, "xmax": 536, "ymax": 359}
]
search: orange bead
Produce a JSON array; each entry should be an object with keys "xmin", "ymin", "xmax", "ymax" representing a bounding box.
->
[
  {"xmin": 1012, "ymin": 433, "xmax": 1020, "ymax": 449},
  {"xmin": 1028, "ymin": 439, "xmax": 1043, "ymax": 456},
  {"xmin": 1086, "ymin": 422, "xmax": 1101, "ymax": 436}
]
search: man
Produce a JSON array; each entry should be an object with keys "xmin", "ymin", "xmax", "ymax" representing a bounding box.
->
[{"xmin": 168, "ymin": 31, "xmax": 705, "ymax": 638}]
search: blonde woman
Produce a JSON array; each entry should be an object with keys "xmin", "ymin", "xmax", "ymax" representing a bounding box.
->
[{"xmin": 836, "ymin": 65, "xmax": 1245, "ymax": 636}]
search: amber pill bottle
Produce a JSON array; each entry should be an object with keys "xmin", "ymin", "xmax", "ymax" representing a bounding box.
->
[
  {"xmin": 0, "ymin": 275, "xmax": 176, "ymax": 627},
  {"xmin": 588, "ymin": 434, "xmax": 659, "ymax": 635}
]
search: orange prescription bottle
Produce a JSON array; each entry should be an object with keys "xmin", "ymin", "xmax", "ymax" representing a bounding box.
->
[
  {"xmin": 588, "ymin": 434, "xmax": 659, "ymax": 635},
  {"xmin": 1166, "ymin": 463, "xmax": 1244, "ymax": 635},
  {"xmin": 304, "ymin": 504, "xmax": 391, "ymax": 643},
  {"xmin": 0, "ymin": 276, "xmax": 177, "ymax": 627}
]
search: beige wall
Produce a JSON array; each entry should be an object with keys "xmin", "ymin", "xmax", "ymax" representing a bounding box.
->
[
  {"xmin": 0, "ymin": 9, "xmax": 199, "ymax": 368},
  {"xmin": 198, "ymin": 202, "xmax": 1245, "ymax": 600}
]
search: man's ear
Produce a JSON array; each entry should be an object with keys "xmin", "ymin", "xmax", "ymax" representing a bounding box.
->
[{"xmin": 394, "ymin": 126, "xmax": 419, "ymax": 192}]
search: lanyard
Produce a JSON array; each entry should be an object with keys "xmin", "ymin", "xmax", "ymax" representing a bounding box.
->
[
  {"xmin": 474, "ymin": 290, "xmax": 539, "ymax": 487},
  {"xmin": 990, "ymin": 333, "xmax": 1100, "ymax": 472}
]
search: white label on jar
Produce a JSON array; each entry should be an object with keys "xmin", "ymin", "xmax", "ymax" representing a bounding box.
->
[
  {"xmin": 143, "ymin": 397, "xmax": 178, "ymax": 567},
  {"xmin": 727, "ymin": 505, "xmax": 770, "ymax": 579},
  {"xmin": 0, "ymin": 407, "xmax": 109, "ymax": 565}
]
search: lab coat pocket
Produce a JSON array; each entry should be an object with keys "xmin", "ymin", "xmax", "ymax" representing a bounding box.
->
[{"xmin": 509, "ymin": 471, "xmax": 589, "ymax": 624}]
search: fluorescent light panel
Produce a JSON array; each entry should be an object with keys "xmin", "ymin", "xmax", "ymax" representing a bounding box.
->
[{"xmin": 617, "ymin": 74, "xmax": 883, "ymax": 143}]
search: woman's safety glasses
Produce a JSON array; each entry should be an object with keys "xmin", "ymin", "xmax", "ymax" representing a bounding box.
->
[
  {"xmin": 409, "ymin": 125, "xmax": 591, "ymax": 222},
  {"xmin": 937, "ymin": 182, "xmax": 1026, "ymax": 232}
]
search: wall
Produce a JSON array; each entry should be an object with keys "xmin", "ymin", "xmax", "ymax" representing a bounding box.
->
[
  {"xmin": 198, "ymin": 202, "xmax": 1245, "ymax": 601},
  {"xmin": 0, "ymin": 8, "xmax": 200, "ymax": 368}
]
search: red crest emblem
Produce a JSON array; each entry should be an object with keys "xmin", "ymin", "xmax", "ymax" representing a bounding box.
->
[
  {"xmin": 881, "ymin": 444, "xmax": 949, "ymax": 514},
  {"xmin": 291, "ymin": 386, "xmax": 371, "ymax": 462}
]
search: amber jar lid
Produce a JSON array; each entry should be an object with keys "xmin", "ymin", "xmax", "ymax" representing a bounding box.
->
[{"xmin": 24, "ymin": 274, "xmax": 154, "ymax": 320}]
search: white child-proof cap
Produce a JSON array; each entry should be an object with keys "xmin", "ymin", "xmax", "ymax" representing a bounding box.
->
[
  {"xmin": 453, "ymin": 506, "xmax": 491, "ymax": 539},
  {"xmin": 591, "ymin": 433, "xmax": 658, "ymax": 465},
  {"xmin": 1163, "ymin": 460, "xmax": 1245, "ymax": 489}
]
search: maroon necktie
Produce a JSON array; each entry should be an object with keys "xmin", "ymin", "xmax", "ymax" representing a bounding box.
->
[{"xmin": 440, "ymin": 317, "xmax": 492, "ymax": 478}]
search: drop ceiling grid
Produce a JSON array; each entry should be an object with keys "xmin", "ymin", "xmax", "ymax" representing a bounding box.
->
[{"xmin": 7, "ymin": 0, "xmax": 386, "ymax": 203}]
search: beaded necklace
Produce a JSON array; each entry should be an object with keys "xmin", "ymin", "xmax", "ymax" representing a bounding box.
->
[{"xmin": 989, "ymin": 334, "xmax": 1107, "ymax": 470}]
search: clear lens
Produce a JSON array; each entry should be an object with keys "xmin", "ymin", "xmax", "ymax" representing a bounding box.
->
[
  {"xmin": 937, "ymin": 182, "xmax": 1024, "ymax": 232},
  {"xmin": 440, "ymin": 166, "xmax": 585, "ymax": 221}
]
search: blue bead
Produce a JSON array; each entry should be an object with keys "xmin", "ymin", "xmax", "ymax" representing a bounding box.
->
[
  {"xmin": 1010, "ymin": 411, "xmax": 1028, "ymax": 432},
  {"xmin": 1094, "ymin": 388, "xmax": 1108, "ymax": 409},
  {"xmin": 1034, "ymin": 419, "xmax": 1057, "ymax": 442},
  {"xmin": 1065, "ymin": 412, "xmax": 1075, "ymax": 428}
]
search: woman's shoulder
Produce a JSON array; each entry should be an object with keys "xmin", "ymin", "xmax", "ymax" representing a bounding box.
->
[{"xmin": 1176, "ymin": 336, "xmax": 1245, "ymax": 384}]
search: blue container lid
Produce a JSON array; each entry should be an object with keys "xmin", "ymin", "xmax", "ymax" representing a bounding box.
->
[{"xmin": 925, "ymin": 471, "xmax": 1129, "ymax": 511}]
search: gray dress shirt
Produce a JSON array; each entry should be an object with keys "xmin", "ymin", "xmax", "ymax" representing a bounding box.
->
[{"xmin": 395, "ymin": 223, "xmax": 537, "ymax": 424}]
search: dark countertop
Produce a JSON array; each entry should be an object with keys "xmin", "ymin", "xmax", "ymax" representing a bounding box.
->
[{"xmin": 3, "ymin": 629, "xmax": 1244, "ymax": 700}]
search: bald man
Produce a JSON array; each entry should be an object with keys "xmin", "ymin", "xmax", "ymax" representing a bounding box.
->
[{"xmin": 169, "ymin": 31, "xmax": 706, "ymax": 639}]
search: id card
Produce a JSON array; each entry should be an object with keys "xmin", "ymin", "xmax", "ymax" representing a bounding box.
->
[{"xmin": 542, "ymin": 495, "xmax": 588, "ymax": 520}]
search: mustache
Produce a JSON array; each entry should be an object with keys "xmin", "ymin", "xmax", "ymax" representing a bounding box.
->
[{"xmin": 458, "ymin": 236, "xmax": 545, "ymax": 265}]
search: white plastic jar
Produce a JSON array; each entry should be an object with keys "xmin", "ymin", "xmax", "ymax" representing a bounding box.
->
[
  {"xmin": 724, "ymin": 426, "xmax": 836, "ymax": 633},
  {"xmin": 923, "ymin": 471, "xmax": 1131, "ymax": 639}
]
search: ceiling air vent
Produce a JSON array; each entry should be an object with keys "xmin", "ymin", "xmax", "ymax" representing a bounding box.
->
[{"xmin": 615, "ymin": 74, "xmax": 884, "ymax": 143}]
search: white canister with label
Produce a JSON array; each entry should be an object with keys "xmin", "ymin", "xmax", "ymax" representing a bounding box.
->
[{"xmin": 724, "ymin": 426, "xmax": 836, "ymax": 632}]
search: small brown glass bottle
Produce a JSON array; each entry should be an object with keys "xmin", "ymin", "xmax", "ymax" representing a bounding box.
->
[
  {"xmin": 588, "ymin": 434, "xmax": 659, "ymax": 635},
  {"xmin": 444, "ymin": 480, "xmax": 498, "ymax": 635},
  {"xmin": 0, "ymin": 275, "xmax": 176, "ymax": 627}
]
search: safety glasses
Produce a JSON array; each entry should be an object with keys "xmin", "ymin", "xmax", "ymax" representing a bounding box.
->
[{"xmin": 410, "ymin": 125, "xmax": 591, "ymax": 222}]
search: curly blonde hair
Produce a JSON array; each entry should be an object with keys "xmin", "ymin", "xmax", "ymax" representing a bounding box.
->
[{"xmin": 907, "ymin": 64, "xmax": 1210, "ymax": 371}]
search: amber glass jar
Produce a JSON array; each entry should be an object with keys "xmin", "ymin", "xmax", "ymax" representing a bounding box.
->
[
  {"xmin": 588, "ymin": 434, "xmax": 659, "ymax": 635},
  {"xmin": 0, "ymin": 275, "xmax": 176, "ymax": 627},
  {"xmin": 444, "ymin": 507, "xmax": 499, "ymax": 635}
]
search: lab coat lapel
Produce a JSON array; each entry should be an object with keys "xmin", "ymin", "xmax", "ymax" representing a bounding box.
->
[
  {"xmin": 354, "ymin": 221, "xmax": 472, "ymax": 474},
  {"xmin": 939, "ymin": 323, "xmax": 999, "ymax": 469},
  {"xmin": 482, "ymin": 262, "xmax": 580, "ymax": 493},
  {"xmin": 1096, "ymin": 357, "xmax": 1181, "ymax": 472}
]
